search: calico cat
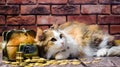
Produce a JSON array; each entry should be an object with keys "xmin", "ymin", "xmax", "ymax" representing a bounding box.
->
[{"xmin": 35, "ymin": 21, "xmax": 120, "ymax": 59}]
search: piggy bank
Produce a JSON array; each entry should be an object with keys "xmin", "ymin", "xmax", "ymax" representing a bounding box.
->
[{"xmin": 2, "ymin": 28, "xmax": 38, "ymax": 61}]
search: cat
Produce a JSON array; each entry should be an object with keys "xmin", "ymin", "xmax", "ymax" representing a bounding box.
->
[{"xmin": 35, "ymin": 21, "xmax": 120, "ymax": 59}]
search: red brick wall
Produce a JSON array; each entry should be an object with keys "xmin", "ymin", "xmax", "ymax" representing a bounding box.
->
[{"xmin": 0, "ymin": 0, "xmax": 120, "ymax": 41}]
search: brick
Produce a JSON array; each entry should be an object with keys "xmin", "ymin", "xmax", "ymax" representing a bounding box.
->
[
  {"xmin": 110, "ymin": 25, "xmax": 120, "ymax": 34},
  {"xmin": 20, "ymin": 26, "xmax": 37, "ymax": 32},
  {"xmin": 38, "ymin": 0, "xmax": 67, "ymax": 4},
  {"xmin": 52, "ymin": 5, "xmax": 80, "ymax": 15},
  {"xmin": 38, "ymin": 0, "xmax": 51, "ymax": 4},
  {"xmin": 67, "ymin": 15, "xmax": 96, "ymax": 24},
  {"xmin": 0, "ymin": 26, "xmax": 19, "ymax": 35},
  {"xmin": 37, "ymin": 26, "xmax": 49, "ymax": 30},
  {"xmin": 0, "ymin": 0, "xmax": 5, "ymax": 4},
  {"xmin": 99, "ymin": 25, "xmax": 109, "ymax": 33},
  {"xmin": 0, "ymin": 5, "xmax": 19, "ymax": 14},
  {"xmin": 81, "ymin": 5, "xmax": 110, "ymax": 14},
  {"xmin": 99, "ymin": 0, "xmax": 120, "ymax": 4},
  {"xmin": 0, "ymin": 15, "xmax": 5, "ymax": 25},
  {"xmin": 21, "ymin": 5, "xmax": 50, "ymax": 14},
  {"xmin": 7, "ymin": 0, "xmax": 36, "ymax": 4},
  {"xmin": 69, "ymin": 0, "xmax": 97, "ymax": 4},
  {"xmin": 37, "ymin": 16, "xmax": 66, "ymax": 25},
  {"xmin": 20, "ymin": 26, "xmax": 49, "ymax": 33},
  {"xmin": 114, "ymin": 35, "xmax": 120, "ymax": 40},
  {"xmin": 98, "ymin": 15, "xmax": 120, "ymax": 24},
  {"xmin": 7, "ymin": 15, "xmax": 35, "ymax": 25},
  {"xmin": 99, "ymin": 0, "xmax": 111, "ymax": 3},
  {"xmin": 51, "ymin": 0, "xmax": 67, "ymax": 4},
  {"xmin": 112, "ymin": 5, "xmax": 120, "ymax": 14}
]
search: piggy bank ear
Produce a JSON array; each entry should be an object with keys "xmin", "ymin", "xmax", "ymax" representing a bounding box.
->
[{"xmin": 35, "ymin": 27, "xmax": 45, "ymax": 41}]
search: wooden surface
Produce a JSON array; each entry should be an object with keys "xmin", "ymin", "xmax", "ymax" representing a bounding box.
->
[{"xmin": 0, "ymin": 51, "xmax": 120, "ymax": 67}]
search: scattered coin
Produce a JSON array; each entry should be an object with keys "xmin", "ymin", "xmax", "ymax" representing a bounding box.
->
[
  {"xmin": 2, "ymin": 60, "xmax": 11, "ymax": 64},
  {"xmin": 25, "ymin": 59, "xmax": 31, "ymax": 63},
  {"xmin": 71, "ymin": 61, "xmax": 80, "ymax": 65}
]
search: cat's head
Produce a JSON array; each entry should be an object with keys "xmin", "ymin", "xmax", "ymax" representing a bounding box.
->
[{"xmin": 35, "ymin": 25, "xmax": 66, "ymax": 59}]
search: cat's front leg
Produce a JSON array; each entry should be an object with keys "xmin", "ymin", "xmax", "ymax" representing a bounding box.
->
[
  {"xmin": 107, "ymin": 46, "xmax": 120, "ymax": 56},
  {"xmin": 96, "ymin": 48, "xmax": 109, "ymax": 57}
]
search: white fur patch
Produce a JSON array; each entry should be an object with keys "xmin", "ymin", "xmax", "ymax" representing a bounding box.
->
[
  {"xmin": 60, "ymin": 30, "xmax": 81, "ymax": 57},
  {"xmin": 84, "ymin": 45, "xmax": 97, "ymax": 57},
  {"xmin": 99, "ymin": 35, "xmax": 109, "ymax": 48},
  {"xmin": 55, "ymin": 50, "xmax": 70, "ymax": 59},
  {"xmin": 96, "ymin": 48, "xmax": 108, "ymax": 57}
]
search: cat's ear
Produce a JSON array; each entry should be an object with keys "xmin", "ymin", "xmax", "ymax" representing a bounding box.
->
[
  {"xmin": 88, "ymin": 25, "xmax": 99, "ymax": 32},
  {"xmin": 35, "ymin": 27, "xmax": 45, "ymax": 42},
  {"xmin": 50, "ymin": 23, "xmax": 59, "ymax": 30}
]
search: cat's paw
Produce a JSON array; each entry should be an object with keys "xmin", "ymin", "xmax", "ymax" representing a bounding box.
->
[
  {"xmin": 107, "ymin": 46, "xmax": 120, "ymax": 56},
  {"xmin": 55, "ymin": 52, "xmax": 69, "ymax": 60},
  {"xmin": 96, "ymin": 48, "xmax": 108, "ymax": 57}
]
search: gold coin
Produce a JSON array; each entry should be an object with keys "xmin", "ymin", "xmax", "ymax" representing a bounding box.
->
[
  {"xmin": 11, "ymin": 62, "xmax": 19, "ymax": 65},
  {"xmin": 37, "ymin": 58, "xmax": 46, "ymax": 63},
  {"xmin": 39, "ymin": 58, "xmax": 46, "ymax": 61},
  {"xmin": 71, "ymin": 61, "xmax": 80, "ymax": 65},
  {"xmin": 32, "ymin": 56, "xmax": 40, "ymax": 59},
  {"xmin": 82, "ymin": 61, "xmax": 91, "ymax": 64},
  {"xmin": 51, "ymin": 62, "xmax": 58, "ymax": 65},
  {"xmin": 35, "ymin": 63, "xmax": 42, "ymax": 66},
  {"xmin": 31, "ymin": 59, "xmax": 38, "ymax": 63},
  {"xmin": 45, "ymin": 60, "xmax": 55, "ymax": 64},
  {"xmin": 24, "ymin": 66, "xmax": 32, "ymax": 67},
  {"xmin": 28, "ymin": 63, "xmax": 34, "ymax": 66},
  {"xmin": 45, "ymin": 61, "xmax": 53, "ymax": 65},
  {"xmin": 59, "ymin": 62, "xmax": 68, "ymax": 65},
  {"xmin": 43, "ymin": 63, "xmax": 50, "ymax": 66},
  {"xmin": 25, "ymin": 59, "xmax": 31, "ymax": 63},
  {"xmin": 16, "ymin": 57, "xmax": 24, "ymax": 59},
  {"xmin": 2, "ymin": 61, "xmax": 10, "ymax": 64},
  {"xmin": 57, "ymin": 60, "xmax": 64, "ymax": 63},
  {"xmin": 37, "ymin": 63, "xmax": 46, "ymax": 67},
  {"xmin": 19, "ymin": 62, "xmax": 27, "ymax": 66},
  {"xmin": 72, "ymin": 59, "xmax": 80, "ymax": 62}
]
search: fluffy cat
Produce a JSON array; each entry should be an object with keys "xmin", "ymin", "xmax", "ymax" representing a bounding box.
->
[{"xmin": 35, "ymin": 21, "xmax": 120, "ymax": 59}]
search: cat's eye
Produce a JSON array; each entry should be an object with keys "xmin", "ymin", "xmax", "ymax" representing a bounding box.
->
[
  {"xmin": 107, "ymin": 41, "xmax": 115, "ymax": 47},
  {"xmin": 51, "ymin": 38, "xmax": 57, "ymax": 42},
  {"xmin": 94, "ymin": 38, "xmax": 102, "ymax": 43},
  {"xmin": 60, "ymin": 34, "xmax": 63, "ymax": 39}
]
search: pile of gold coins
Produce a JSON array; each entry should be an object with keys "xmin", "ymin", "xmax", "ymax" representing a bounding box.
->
[
  {"xmin": 2, "ymin": 52, "xmax": 81, "ymax": 67},
  {"xmin": 2, "ymin": 57, "xmax": 102, "ymax": 67},
  {"xmin": 2, "ymin": 57, "xmax": 82, "ymax": 67},
  {"xmin": 2, "ymin": 52, "xmax": 102, "ymax": 67}
]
